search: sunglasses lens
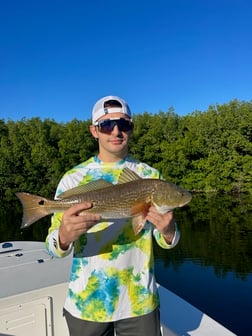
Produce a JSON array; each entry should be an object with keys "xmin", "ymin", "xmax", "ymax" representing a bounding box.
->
[
  {"xmin": 99, "ymin": 120, "xmax": 113, "ymax": 133},
  {"xmin": 97, "ymin": 119, "xmax": 133, "ymax": 133}
]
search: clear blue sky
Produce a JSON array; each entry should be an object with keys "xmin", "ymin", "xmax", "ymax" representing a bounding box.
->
[{"xmin": 1, "ymin": 0, "xmax": 251, "ymax": 122}]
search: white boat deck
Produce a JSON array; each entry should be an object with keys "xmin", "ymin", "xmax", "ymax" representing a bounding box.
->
[{"xmin": 0, "ymin": 241, "xmax": 236, "ymax": 336}]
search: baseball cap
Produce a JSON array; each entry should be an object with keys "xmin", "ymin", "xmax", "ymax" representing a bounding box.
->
[{"xmin": 92, "ymin": 95, "xmax": 132, "ymax": 124}]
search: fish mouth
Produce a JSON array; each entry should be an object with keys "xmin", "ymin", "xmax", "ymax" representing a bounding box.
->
[{"xmin": 179, "ymin": 199, "xmax": 192, "ymax": 207}]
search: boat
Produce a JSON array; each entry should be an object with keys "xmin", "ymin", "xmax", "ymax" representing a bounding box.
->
[{"xmin": 0, "ymin": 241, "xmax": 236, "ymax": 336}]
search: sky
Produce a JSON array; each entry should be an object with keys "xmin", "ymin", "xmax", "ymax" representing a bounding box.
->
[{"xmin": 1, "ymin": 0, "xmax": 252, "ymax": 122}]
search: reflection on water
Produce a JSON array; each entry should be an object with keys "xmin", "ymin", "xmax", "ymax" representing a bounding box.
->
[
  {"xmin": 1, "ymin": 193, "xmax": 252, "ymax": 335},
  {"xmin": 154, "ymin": 193, "xmax": 252, "ymax": 336},
  {"xmin": 155, "ymin": 193, "xmax": 252, "ymax": 280}
]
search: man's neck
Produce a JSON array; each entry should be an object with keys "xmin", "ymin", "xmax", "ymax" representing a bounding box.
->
[{"xmin": 97, "ymin": 152, "xmax": 128, "ymax": 163}]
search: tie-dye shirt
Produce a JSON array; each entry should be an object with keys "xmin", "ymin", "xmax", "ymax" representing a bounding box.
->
[{"xmin": 45, "ymin": 156, "xmax": 180, "ymax": 322}]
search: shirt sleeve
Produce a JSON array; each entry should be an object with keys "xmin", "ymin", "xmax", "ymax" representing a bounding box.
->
[
  {"xmin": 153, "ymin": 222, "xmax": 180, "ymax": 249},
  {"xmin": 45, "ymin": 172, "xmax": 77, "ymax": 258},
  {"xmin": 45, "ymin": 212, "xmax": 73, "ymax": 258}
]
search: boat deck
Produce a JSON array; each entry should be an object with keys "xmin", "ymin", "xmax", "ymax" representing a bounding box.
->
[{"xmin": 0, "ymin": 241, "xmax": 236, "ymax": 336}]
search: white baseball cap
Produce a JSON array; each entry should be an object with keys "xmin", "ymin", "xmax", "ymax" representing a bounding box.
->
[{"xmin": 92, "ymin": 95, "xmax": 132, "ymax": 124}]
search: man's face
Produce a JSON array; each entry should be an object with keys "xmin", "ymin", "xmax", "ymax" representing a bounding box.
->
[{"xmin": 90, "ymin": 112, "xmax": 133, "ymax": 160}]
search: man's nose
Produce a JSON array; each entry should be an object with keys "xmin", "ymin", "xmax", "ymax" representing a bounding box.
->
[{"xmin": 111, "ymin": 124, "xmax": 121, "ymax": 134}]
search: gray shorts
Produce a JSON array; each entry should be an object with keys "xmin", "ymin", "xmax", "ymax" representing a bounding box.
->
[{"xmin": 63, "ymin": 307, "xmax": 162, "ymax": 336}]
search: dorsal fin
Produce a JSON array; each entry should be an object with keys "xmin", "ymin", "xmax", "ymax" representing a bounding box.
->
[
  {"xmin": 58, "ymin": 168, "xmax": 141, "ymax": 199},
  {"xmin": 58, "ymin": 180, "xmax": 112, "ymax": 199},
  {"xmin": 117, "ymin": 167, "xmax": 142, "ymax": 184}
]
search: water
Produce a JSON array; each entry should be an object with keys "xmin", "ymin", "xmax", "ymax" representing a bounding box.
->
[
  {"xmin": 1, "ymin": 193, "xmax": 252, "ymax": 335},
  {"xmin": 155, "ymin": 255, "xmax": 252, "ymax": 335},
  {"xmin": 153, "ymin": 193, "xmax": 252, "ymax": 336}
]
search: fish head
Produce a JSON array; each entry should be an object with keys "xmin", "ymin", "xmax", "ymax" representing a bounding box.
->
[{"xmin": 152, "ymin": 180, "xmax": 192, "ymax": 213}]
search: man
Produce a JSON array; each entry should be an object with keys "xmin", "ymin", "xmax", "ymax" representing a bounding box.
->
[{"xmin": 46, "ymin": 95, "xmax": 180, "ymax": 336}]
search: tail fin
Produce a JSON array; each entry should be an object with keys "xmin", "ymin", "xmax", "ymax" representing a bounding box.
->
[{"xmin": 16, "ymin": 192, "xmax": 52, "ymax": 228}]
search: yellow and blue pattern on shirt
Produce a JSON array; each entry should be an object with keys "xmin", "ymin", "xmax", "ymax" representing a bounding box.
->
[{"xmin": 46, "ymin": 156, "xmax": 173, "ymax": 322}]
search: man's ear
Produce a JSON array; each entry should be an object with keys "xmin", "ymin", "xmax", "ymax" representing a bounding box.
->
[{"xmin": 90, "ymin": 125, "xmax": 98, "ymax": 139}]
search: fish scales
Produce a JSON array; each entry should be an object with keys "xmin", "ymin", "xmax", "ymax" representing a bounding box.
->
[
  {"xmin": 45, "ymin": 179, "xmax": 155, "ymax": 217},
  {"xmin": 16, "ymin": 168, "xmax": 192, "ymax": 231}
]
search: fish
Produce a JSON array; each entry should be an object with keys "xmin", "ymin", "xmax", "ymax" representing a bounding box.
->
[{"xmin": 16, "ymin": 168, "xmax": 192, "ymax": 234}]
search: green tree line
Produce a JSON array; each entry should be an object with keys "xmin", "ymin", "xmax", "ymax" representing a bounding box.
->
[{"xmin": 1, "ymin": 99, "xmax": 252, "ymax": 200}]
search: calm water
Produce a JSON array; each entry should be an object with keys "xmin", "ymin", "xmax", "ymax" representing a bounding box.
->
[{"xmin": 1, "ymin": 193, "xmax": 252, "ymax": 335}]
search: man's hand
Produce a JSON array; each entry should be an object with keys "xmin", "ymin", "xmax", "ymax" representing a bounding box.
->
[
  {"xmin": 145, "ymin": 206, "xmax": 176, "ymax": 244},
  {"xmin": 58, "ymin": 202, "xmax": 101, "ymax": 250}
]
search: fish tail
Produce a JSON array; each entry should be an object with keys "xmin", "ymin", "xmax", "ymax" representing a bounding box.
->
[{"xmin": 16, "ymin": 192, "xmax": 52, "ymax": 228}]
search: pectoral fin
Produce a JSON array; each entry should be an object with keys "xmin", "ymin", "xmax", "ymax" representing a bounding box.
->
[{"xmin": 130, "ymin": 201, "xmax": 150, "ymax": 216}]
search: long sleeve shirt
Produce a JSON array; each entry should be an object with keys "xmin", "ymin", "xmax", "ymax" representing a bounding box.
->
[{"xmin": 45, "ymin": 156, "xmax": 180, "ymax": 322}]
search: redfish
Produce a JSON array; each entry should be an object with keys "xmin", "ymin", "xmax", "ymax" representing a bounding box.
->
[{"xmin": 16, "ymin": 168, "xmax": 192, "ymax": 234}]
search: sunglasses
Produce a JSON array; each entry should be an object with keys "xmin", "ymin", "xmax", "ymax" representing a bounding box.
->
[{"xmin": 94, "ymin": 118, "xmax": 134, "ymax": 134}]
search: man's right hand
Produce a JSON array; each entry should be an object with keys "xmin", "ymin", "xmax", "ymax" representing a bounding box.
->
[{"xmin": 58, "ymin": 202, "xmax": 101, "ymax": 250}]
